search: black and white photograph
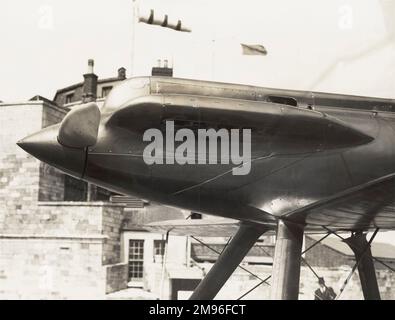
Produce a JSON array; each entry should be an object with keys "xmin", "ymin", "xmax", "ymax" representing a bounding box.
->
[{"xmin": 0, "ymin": 0, "xmax": 395, "ymax": 305}]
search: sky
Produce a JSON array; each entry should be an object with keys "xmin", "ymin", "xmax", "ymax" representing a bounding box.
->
[
  {"xmin": 1, "ymin": 0, "xmax": 395, "ymax": 242},
  {"xmin": 0, "ymin": 0, "xmax": 394, "ymax": 102}
]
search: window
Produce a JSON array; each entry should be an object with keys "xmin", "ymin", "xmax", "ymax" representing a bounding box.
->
[
  {"xmin": 154, "ymin": 240, "xmax": 166, "ymax": 256},
  {"xmin": 102, "ymin": 86, "xmax": 113, "ymax": 98},
  {"xmin": 266, "ymin": 95, "xmax": 298, "ymax": 107},
  {"xmin": 153, "ymin": 240, "xmax": 166, "ymax": 263},
  {"xmin": 94, "ymin": 186, "xmax": 114, "ymax": 201},
  {"xmin": 190, "ymin": 212, "xmax": 202, "ymax": 220},
  {"xmin": 65, "ymin": 93, "xmax": 74, "ymax": 104},
  {"xmin": 64, "ymin": 175, "xmax": 87, "ymax": 201},
  {"xmin": 128, "ymin": 240, "xmax": 144, "ymax": 281}
]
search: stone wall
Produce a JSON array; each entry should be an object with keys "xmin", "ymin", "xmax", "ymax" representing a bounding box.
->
[
  {"xmin": 0, "ymin": 236, "xmax": 105, "ymax": 299},
  {"xmin": 0, "ymin": 201, "xmax": 125, "ymax": 299},
  {"xmin": 38, "ymin": 102, "xmax": 67, "ymax": 202},
  {"xmin": 0, "ymin": 102, "xmax": 127, "ymax": 299},
  {"xmin": 102, "ymin": 205, "xmax": 126, "ymax": 265},
  {"xmin": 105, "ymin": 263, "xmax": 128, "ymax": 294},
  {"xmin": 0, "ymin": 103, "xmax": 43, "ymax": 235}
]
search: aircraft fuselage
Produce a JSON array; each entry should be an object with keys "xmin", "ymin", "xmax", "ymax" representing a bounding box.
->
[{"xmin": 18, "ymin": 76, "xmax": 395, "ymax": 231}]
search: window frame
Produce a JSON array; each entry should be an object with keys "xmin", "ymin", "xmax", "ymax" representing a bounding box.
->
[
  {"xmin": 102, "ymin": 86, "xmax": 113, "ymax": 98},
  {"xmin": 65, "ymin": 92, "xmax": 74, "ymax": 104},
  {"xmin": 128, "ymin": 239, "xmax": 145, "ymax": 281}
]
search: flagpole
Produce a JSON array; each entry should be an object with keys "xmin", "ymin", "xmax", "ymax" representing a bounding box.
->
[
  {"xmin": 131, "ymin": 0, "xmax": 139, "ymax": 77},
  {"xmin": 211, "ymin": 39, "xmax": 215, "ymax": 80}
]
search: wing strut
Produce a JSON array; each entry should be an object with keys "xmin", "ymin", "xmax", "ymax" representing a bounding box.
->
[{"xmin": 189, "ymin": 223, "xmax": 269, "ymax": 300}]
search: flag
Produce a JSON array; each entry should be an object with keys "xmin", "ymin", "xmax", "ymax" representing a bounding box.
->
[{"xmin": 241, "ymin": 44, "xmax": 267, "ymax": 56}]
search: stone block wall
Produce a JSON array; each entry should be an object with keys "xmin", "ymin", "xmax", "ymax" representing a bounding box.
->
[
  {"xmin": 0, "ymin": 200, "xmax": 125, "ymax": 299},
  {"xmin": 102, "ymin": 205, "xmax": 126, "ymax": 265},
  {"xmin": 0, "ymin": 102, "xmax": 127, "ymax": 299},
  {"xmin": 105, "ymin": 263, "xmax": 128, "ymax": 294},
  {"xmin": 0, "ymin": 103, "xmax": 43, "ymax": 235},
  {"xmin": 38, "ymin": 102, "xmax": 67, "ymax": 202},
  {"xmin": 0, "ymin": 236, "xmax": 104, "ymax": 299}
]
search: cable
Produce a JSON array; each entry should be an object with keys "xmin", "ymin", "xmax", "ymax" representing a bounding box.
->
[
  {"xmin": 237, "ymin": 232, "xmax": 331, "ymax": 300},
  {"xmin": 302, "ymin": 232, "xmax": 331, "ymax": 255},
  {"xmin": 323, "ymin": 226, "xmax": 394, "ymax": 272},
  {"xmin": 322, "ymin": 226, "xmax": 345, "ymax": 240},
  {"xmin": 190, "ymin": 235, "xmax": 270, "ymax": 285},
  {"xmin": 237, "ymin": 275, "xmax": 272, "ymax": 300}
]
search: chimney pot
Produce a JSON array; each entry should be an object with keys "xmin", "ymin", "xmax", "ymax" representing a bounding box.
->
[
  {"xmin": 164, "ymin": 59, "xmax": 168, "ymax": 68},
  {"xmin": 87, "ymin": 59, "xmax": 95, "ymax": 74},
  {"xmin": 118, "ymin": 67, "xmax": 126, "ymax": 79}
]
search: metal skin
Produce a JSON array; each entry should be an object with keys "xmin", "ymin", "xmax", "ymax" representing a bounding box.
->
[
  {"xmin": 17, "ymin": 125, "xmax": 86, "ymax": 180},
  {"xmin": 19, "ymin": 76, "xmax": 395, "ymax": 231},
  {"xmin": 17, "ymin": 76, "xmax": 395, "ymax": 300},
  {"xmin": 270, "ymin": 220, "xmax": 304, "ymax": 300}
]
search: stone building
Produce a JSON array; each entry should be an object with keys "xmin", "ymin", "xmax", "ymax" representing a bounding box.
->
[
  {"xmin": 0, "ymin": 58, "xmax": 209, "ymax": 300},
  {"xmin": 0, "ymin": 95, "xmax": 127, "ymax": 299}
]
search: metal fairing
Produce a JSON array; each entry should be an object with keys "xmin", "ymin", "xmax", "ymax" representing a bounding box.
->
[{"xmin": 82, "ymin": 77, "xmax": 395, "ymax": 232}]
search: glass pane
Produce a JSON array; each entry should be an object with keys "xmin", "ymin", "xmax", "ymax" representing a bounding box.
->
[{"xmin": 128, "ymin": 240, "xmax": 144, "ymax": 280}]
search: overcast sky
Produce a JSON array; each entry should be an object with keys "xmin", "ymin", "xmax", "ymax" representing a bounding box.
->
[
  {"xmin": 1, "ymin": 0, "xmax": 394, "ymax": 102},
  {"xmin": 1, "ymin": 0, "xmax": 395, "ymax": 242}
]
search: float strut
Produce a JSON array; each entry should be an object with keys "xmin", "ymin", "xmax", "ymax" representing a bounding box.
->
[
  {"xmin": 343, "ymin": 232, "xmax": 381, "ymax": 300},
  {"xmin": 189, "ymin": 224, "xmax": 268, "ymax": 300},
  {"xmin": 270, "ymin": 220, "xmax": 304, "ymax": 300}
]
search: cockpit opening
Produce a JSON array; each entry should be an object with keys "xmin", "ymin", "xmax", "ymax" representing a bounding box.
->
[{"xmin": 267, "ymin": 95, "xmax": 298, "ymax": 107}]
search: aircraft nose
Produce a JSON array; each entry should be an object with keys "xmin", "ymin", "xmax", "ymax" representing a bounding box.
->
[{"xmin": 17, "ymin": 124, "xmax": 87, "ymax": 179}]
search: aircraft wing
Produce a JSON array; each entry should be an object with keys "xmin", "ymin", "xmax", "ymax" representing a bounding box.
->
[
  {"xmin": 284, "ymin": 173, "xmax": 395, "ymax": 230},
  {"xmin": 143, "ymin": 218, "xmax": 242, "ymax": 237},
  {"xmin": 143, "ymin": 174, "xmax": 395, "ymax": 236},
  {"xmin": 142, "ymin": 217, "xmax": 329, "ymax": 236}
]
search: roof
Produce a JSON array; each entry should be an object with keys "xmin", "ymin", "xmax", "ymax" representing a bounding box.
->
[
  {"xmin": 98, "ymin": 77, "xmax": 123, "ymax": 85},
  {"xmin": 53, "ymin": 76, "xmax": 124, "ymax": 101},
  {"xmin": 308, "ymin": 235, "xmax": 395, "ymax": 259},
  {"xmin": 29, "ymin": 95, "xmax": 58, "ymax": 106}
]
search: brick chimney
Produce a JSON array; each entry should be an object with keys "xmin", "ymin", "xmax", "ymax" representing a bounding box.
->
[
  {"xmin": 82, "ymin": 59, "xmax": 98, "ymax": 102},
  {"xmin": 151, "ymin": 59, "xmax": 173, "ymax": 77},
  {"xmin": 118, "ymin": 67, "xmax": 126, "ymax": 80}
]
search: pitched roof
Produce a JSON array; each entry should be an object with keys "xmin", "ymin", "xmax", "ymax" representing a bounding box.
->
[
  {"xmin": 53, "ymin": 77, "xmax": 124, "ymax": 101},
  {"xmin": 29, "ymin": 95, "xmax": 57, "ymax": 106},
  {"xmin": 308, "ymin": 235, "xmax": 395, "ymax": 259}
]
